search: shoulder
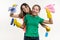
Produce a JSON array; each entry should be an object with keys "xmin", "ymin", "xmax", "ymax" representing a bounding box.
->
[
  {"xmin": 25, "ymin": 14, "xmax": 31, "ymax": 17},
  {"xmin": 37, "ymin": 16, "xmax": 42, "ymax": 19},
  {"xmin": 24, "ymin": 14, "xmax": 30, "ymax": 19},
  {"xmin": 37, "ymin": 16, "xmax": 44, "ymax": 21}
]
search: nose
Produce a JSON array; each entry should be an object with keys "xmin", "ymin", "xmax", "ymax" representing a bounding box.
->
[{"xmin": 33, "ymin": 9, "xmax": 36, "ymax": 13}]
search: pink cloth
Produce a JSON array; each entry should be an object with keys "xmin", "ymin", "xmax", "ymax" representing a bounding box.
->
[{"xmin": 45, "ymin": 4, "xmax": 55, "ymax": 13}]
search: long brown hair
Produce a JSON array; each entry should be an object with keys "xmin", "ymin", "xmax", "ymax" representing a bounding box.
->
[{"xmin": 19, "ymin": 3, "xmax": 31, "ymax": 18}]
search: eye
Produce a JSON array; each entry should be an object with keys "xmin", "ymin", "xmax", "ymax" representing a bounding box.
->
[{"xmin": 25, "ymin": 6, "xmax": 28, "ymax": 8}]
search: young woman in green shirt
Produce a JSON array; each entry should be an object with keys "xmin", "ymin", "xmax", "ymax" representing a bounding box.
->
[{"xmin": 22, "ymin": 5, "xmax": 53, "ymax": 40}]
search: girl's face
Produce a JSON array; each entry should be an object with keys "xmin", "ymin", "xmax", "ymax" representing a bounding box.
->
[
  {"xmin": 22, "ymin": 5, "xmax": 29, "ymax": 13},
  {"xmin": 32, "ymin": 6, "xmax": 40, "ymax": 16}
]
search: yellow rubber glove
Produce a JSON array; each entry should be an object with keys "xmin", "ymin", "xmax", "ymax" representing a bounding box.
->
[
  {"xmin": 14, "ymin": 19, "xmax": 22, "ymax": 28},
  {"xmin": 46, "ymin": 8, "xmax": 52, "ymax": 18},
  {"xmin": 45, "ymin": 26, "xmax": 51, "ymax": 32}
]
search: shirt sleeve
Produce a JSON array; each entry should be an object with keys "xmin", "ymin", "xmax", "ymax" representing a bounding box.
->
[{"xmin": 39, "ymin": 17, "xmax": 44, "ymax": 24}]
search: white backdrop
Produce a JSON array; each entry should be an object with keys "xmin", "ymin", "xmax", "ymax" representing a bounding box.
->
[{"xmin": 0, "ymin": 0, "xmax": 60, "ymax": 40}]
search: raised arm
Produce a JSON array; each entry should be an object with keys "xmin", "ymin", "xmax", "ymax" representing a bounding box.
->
[
  {"xmin": 43, "ymin": 18, "xmax": 53, "ymax": 24},
  {"xmin": 43, "ymin": 8, "xmax": 53, "ymax": 24},
  {"xmin": 10, "ymin": 13, "xmax": 20, "ymax": 18}
]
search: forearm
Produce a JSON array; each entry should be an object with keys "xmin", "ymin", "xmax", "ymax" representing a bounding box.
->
[
  {"xmin": 43, "ymin": 18, "xmax": 53, "ymax": 24},
  {"xmin": 41, "ymin": 23, "xmax": 50, "ymax": 32},
  {"xmin": 41, "ymin": 23, "xmax": 46, "ymax": 28},
  {"xmin": 49, "ymin": 18, "xmax": 53, "ymax": 24},
  {"xmin": 10, "ymin": 13, "xmax": 19, "ymax": 18},
  {"xmin": 41, "ymin": 23, "xmax": 49, "ymax": 28}
]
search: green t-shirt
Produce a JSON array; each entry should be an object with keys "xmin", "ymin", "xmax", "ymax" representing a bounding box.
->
[{"xmin": 24, "ymin": 14, "xmax": 44, "ymax": 37}]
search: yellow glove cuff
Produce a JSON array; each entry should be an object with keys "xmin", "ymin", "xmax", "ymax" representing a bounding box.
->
[
  {"xmin": 14, "ymin": 19, "xmax": 22, "ymax": 28},
  {"xmin": 46, "ymin": 8, "xmax": 52, "ymax": 18}
]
